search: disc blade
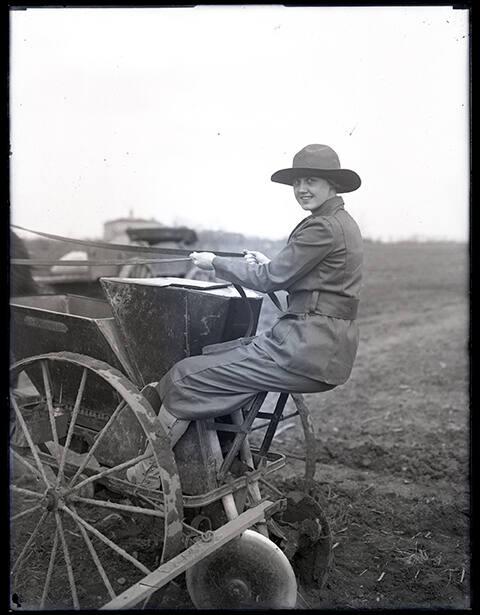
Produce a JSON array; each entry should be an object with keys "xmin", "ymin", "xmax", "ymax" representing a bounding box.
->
[{"xmin": 186, "ymin": 529, "xmax": 297, "ymax": 609}]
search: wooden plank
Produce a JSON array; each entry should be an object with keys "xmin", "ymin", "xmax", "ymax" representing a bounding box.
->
[{"xmin": 101, "ymin": 500, "xmax": 274, "ymax": 610}]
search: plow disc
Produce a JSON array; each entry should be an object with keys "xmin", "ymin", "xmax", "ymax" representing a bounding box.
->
[{"xmin": 185, "ymin": 529, "xmax": 297, "ymax": 609}]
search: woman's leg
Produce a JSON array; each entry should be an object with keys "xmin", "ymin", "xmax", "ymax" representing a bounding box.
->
[
  {"xmin": 127, "ymin": 344, "xmax": 334, "ymax": 485},
  {"xmin": 157, "ymin": 406, "xmax": 190, "ymax": 448},
  {"xmin": 158, "ymin": 342, "xmax": 334, "ymax": 421},
  {"xmin": 140, "ymin": 382, "xmax": 191, "ymax": 447}
]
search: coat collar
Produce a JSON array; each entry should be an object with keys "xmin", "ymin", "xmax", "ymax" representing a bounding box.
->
[
  {"xmin": 310, "ymin": 195, "xmax": 345, "ymax": 218},
  {"xmin": 288, "ymin": 196, "xmax": 345, "ymax": 242}
]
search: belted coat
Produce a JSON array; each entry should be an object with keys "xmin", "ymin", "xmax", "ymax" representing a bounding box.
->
[{"xmin": 213, "ymin": 195, "xmax": 363, "ymax": 384}]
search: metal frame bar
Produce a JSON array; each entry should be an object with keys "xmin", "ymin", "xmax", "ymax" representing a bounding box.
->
[
  {"xmin": 250, "ymin": 411, "xmax": 299, "ymax": 432},
  {"xmin": 208, "ymin": 407, "xmax": 299, "ymax": 434},
  {"xmin": 256, "ymin": 408, "xmax": 295, "ymax": 420},
  {"xmin": 205, "ymin": 422, "xmax": 248, "ymax": 433},
  {"xmin": 183, "ymin": 449, "xmax": 285, "ymax": 507},
  {"xmin": 26, "ymin": 446, "xmax": 285, "ymax": 509},
  {"xmin": 259, "ymin": 393, "xmax": 289, "ymax": 457},
  {"xmin": 217, "ymin": 392, "xmax": 267, "ymax": 482}
]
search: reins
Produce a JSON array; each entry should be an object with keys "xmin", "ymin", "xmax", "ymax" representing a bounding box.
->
[
  {"xmin": 10, "ymin": 224, "xmax": 283, "ymax": 313},
  {"xmin": 10, "ymin": 224, "xmax": 244, "ymax": 260}
]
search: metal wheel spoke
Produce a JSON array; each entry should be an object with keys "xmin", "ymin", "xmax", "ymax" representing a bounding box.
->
[
  {"xmin": 10, "ymin": 395, "xmax": 52, "ymax": 487},
  {"xmin": 56, "ymin": 368, "xmax": 88, "ymax": 489},
  {"xmin": 69, "ymin": 400, "xmax": 127, "ymax": 487},
  {"xmin": 97, "ymin": 472, "xmax": 162, "ymax": 493},
  {"xmin": 61, "ymin": 504, "xmax": 151, "ymax": 575},
  {"xmin": 134, "ymin": 490, "xmax": 164, "ymax": 509},
  {"xmin": 40, "ymin": 528, "xmax": 59, "ymax": 608},
  {"xmin": 11, "ymin": 484, "xmax": 45, "ymax": 499},
  {"xmin": 11, "ymin": 510, "xmax": 49, "ymax": 576},
  {"xmin": 11, "ymin": 503, "xmax": 42, "ymax": 522},
  {"xmin": 11, "ymin": 448, "xmax": 45, "ymax": 484},
  {"xmin": 70, "ymin": 504, "xmax": 116, "ymax": 600},
  {"xmin": 41, "ymin": 362, "xmax": 61, "ymax": 456},
  {"xmin": 55, "ymin": 511, "xmax": 79, "ymax": 609},
  {"xmin": 70, "ymin": 494, "xmax": 164, "ymax": 517},
  {"xmin": 66, "ymin": 451, "xmax": 153, "ymax": 496}
]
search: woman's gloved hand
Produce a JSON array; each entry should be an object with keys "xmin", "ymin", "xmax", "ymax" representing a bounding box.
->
[
  {"xmin": 190, "ymin": 251, "xmax": 216, "ymax": 270},
  {"xmin": 243, "ymin": 250, "xmax": 271, "ymax": 266}
]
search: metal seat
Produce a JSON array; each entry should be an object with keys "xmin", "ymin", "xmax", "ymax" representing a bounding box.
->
[{"xmin": 206, "ymin": 391, "xmax": 317, "ymax": 486}]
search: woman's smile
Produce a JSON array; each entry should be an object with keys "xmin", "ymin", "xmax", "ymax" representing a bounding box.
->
[
  {"xmin": 299, "ymin": 194, "xmax": 313, "ymax": 204},
  {"xmin": 293, "ymin": 176, "xmax": 337, "ymax": 211}
]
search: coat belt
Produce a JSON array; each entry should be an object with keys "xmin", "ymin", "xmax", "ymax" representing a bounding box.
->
[{"xmin": 287, "ymin": 290, "xmax": 359, "ymax": 320}]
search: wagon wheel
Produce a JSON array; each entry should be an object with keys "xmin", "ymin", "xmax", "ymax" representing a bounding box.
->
[
  {"xmin": 290, "ymin": 393, "xmax": 318, "ymax": 484},
  {"xmin": 10, "ymin": 352, "xmax": 183, "ymax": 610}
]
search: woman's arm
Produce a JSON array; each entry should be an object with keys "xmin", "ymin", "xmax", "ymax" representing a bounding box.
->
[{"xmin": 212, "ymin": 217, "xmax": 335, "ymax": 293}]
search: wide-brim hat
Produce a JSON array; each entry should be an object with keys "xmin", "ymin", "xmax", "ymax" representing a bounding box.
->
[{"xmin": 271, "ymin": 144, "xmax": 361, "ymax": 193}]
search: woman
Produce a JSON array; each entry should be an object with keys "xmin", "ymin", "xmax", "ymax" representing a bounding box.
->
[{"xmin": 149, "ymin": 144, "xmax": 362, "ymax": 448}]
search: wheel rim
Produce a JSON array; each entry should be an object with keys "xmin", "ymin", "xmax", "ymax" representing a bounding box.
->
[{"xmin": 10, "ymin": 352, "xmax": 183, "ymax": 609}]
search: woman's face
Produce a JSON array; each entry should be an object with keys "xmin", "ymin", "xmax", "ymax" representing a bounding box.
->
[{"xmin": 293, "ymin": 176, "xmax": 336, "ymax": 211}]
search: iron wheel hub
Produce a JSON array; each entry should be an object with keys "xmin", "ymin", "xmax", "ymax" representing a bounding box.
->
[
  {"xmin": 43, "ymin": 487, "xmax": 63, "ymax": 512},
  {"xmin": 226, "ymin": 578, "xmax": 251, "ymax": 601}
]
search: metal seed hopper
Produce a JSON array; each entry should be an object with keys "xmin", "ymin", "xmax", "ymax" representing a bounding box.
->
[{"xmin": 10, "ymin": 277, "xmax": 332, "ymax": 610}]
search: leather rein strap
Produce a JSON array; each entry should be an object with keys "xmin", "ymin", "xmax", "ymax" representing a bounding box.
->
[
  {"xmin": 10, "ymin": 257, "xmax": 191, "ymax": 266},
  {"xmin": 11, "ymin": 224, "xmax": 242, "ymax": 258},
  {"xmin": 11, "ymin": 225, "xmax": 284, "ymax": 331},
  {"xmin": 232, "ymin": 284, "xmax": 255, "ymax": 338}
]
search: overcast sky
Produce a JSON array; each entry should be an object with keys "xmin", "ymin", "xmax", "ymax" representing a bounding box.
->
[{"xmin": 10, "ymin": 6, "xmax": 469, "ymax": 242}]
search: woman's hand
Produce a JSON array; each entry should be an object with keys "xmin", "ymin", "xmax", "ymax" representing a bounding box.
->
[
  {"xmin": 243, "ymin": 250, "xmax": 271, "ymax": 266},
  {"xmin": 189, "ymin": 252, "xmax": 216, "ymax": 270}
]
